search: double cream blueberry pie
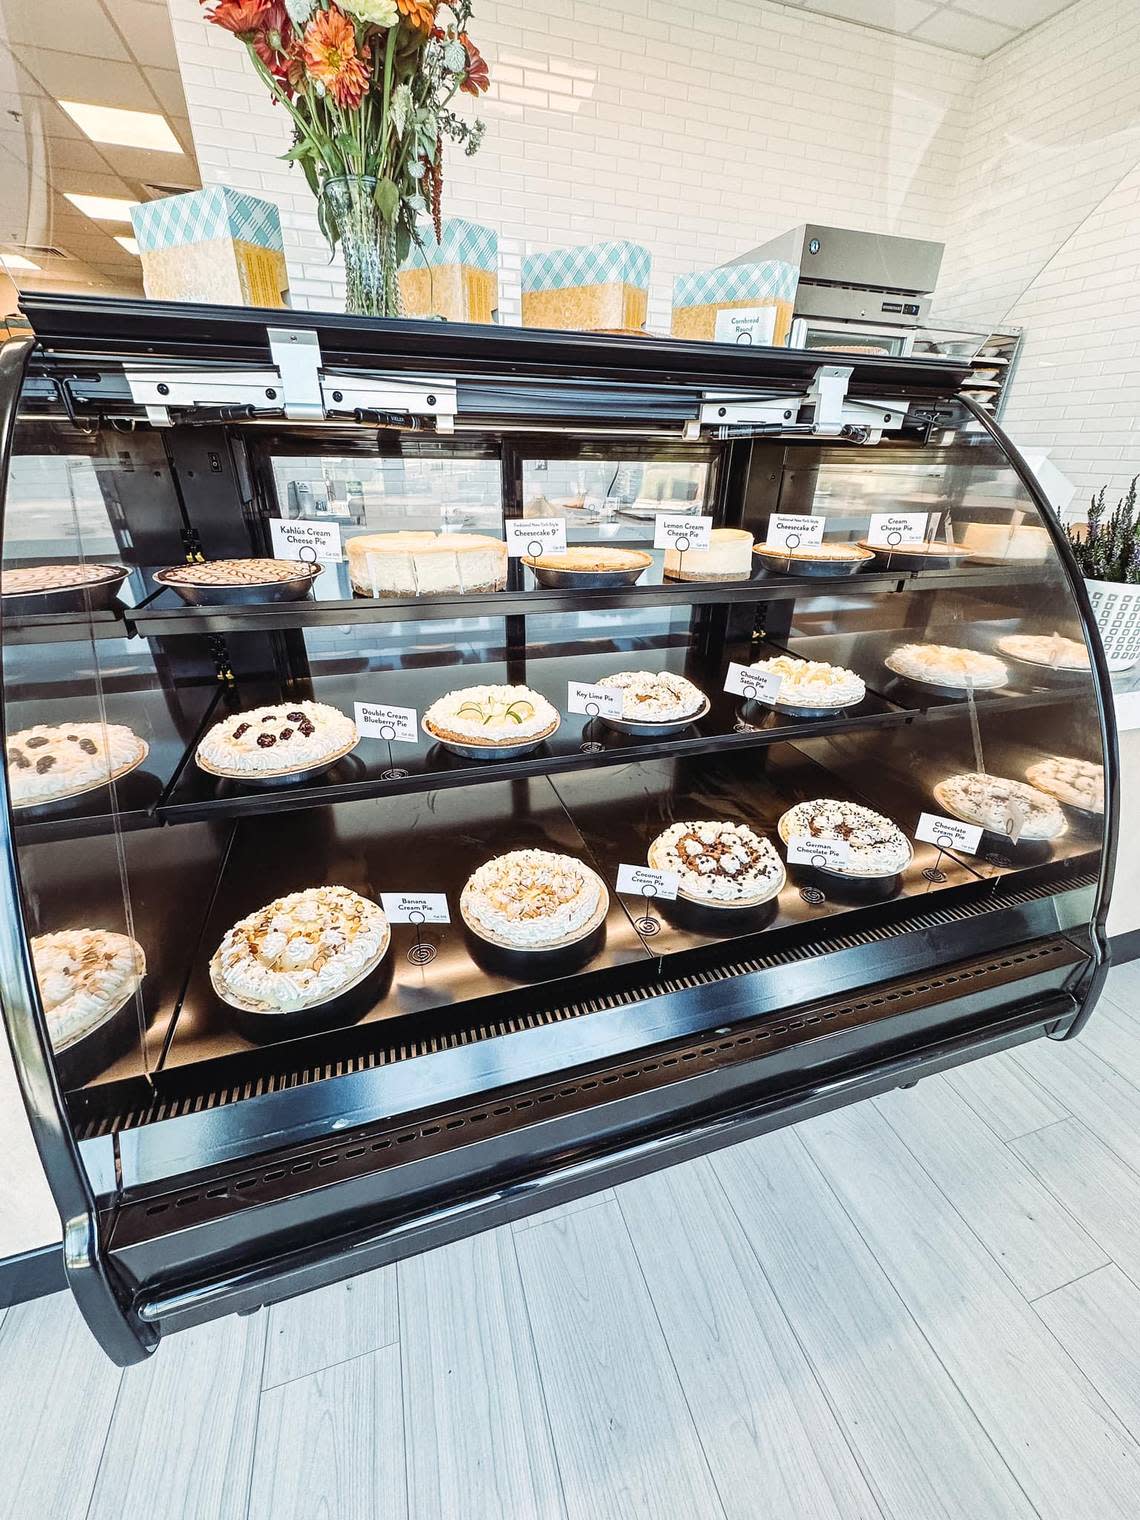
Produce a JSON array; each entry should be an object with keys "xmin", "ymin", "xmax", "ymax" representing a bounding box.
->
[
  {"xmin": 196, "ymin": 701, "xmax": 358, "ymax": 779},
  {"xmin": 7, "ymin": 722, "xmax": 148, "ymax": 807},
  {"xmin": 460, "ymin": 849, "xmax": 608, "ymax": 950},
  {"xmin": 648, "ymin": 820, "xmax": 785, "ymax": 907},
  {"xmin": 31, "ymin": 929, "xmax": 145, "ymax": 1051}
]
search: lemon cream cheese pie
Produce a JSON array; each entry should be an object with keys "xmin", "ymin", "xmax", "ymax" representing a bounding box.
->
[
  {"xmin": 648, "ymin": 821, "xmax": 785, "ymax": 907},
  {"xmin": 884, "ymin": 643, "xmax": 1008, "ymax": 690},
  {"xmin": 31, "ymin": 929, "xmax": 145, "ymax": 1051},
  {"xmin": 1026, "ymin": 756, "xmax": 1104, "ymax": 814},
  {"xmin": 196, "ymin": 701, "xmax": 359, "ymax": 779},
  {"xmin": 210, "ymin": 887, "xmax": 390, "ymax": 1014},
  {"xmin": 7, "ymin": 722, "xmax": 148, "ymax": 808},
  {"xmin": 461, "ymin": 849, "xmax": 609, "ymax": 950},
  {"xmin": 423, "ymin": 685, "xmax": 559, "ymax": 749},
  {"xmin": 933, "ymin": 773, "xmax": 1067, "ymax": 840},
  {"xmin": 595, "ymin": 670, "xmax": 706, "ymax": 724},
  {"xmin": 996, "ymin": 632, "xmax": 1090, "ymax": 671},
  {"xmin": 747, "ymin": 655, "xmax": 865, "ymax": 710},
  {"xmin": 778, "ymin": 799, "xmax": 912, "ymax": 876},
  {"xmin": 664, "ymin": 528, "xmax": 754, "ymax": 582},
  {"xmin": 347, "ymin": 532, "xmax": 507, "ymax": 598}
]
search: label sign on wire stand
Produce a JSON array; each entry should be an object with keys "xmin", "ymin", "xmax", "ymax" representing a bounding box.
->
[
  {"xmin": 653, "ymin": 514, "xmax": 713, "ymax": 553},
  {"xmin": 616, "ymin": 864, "xmax": 679, "ymax": 900},
  {"xmin": 785, "ymin": 836, "xmax": 851, "ymax": 871},
  {"xmin": 269, "ymin": 517, "xmax": 343, "ymax": 565},
  {"xmin": 380, "ymin": 892, "xmax": 450, "ymax": 924},
  {"xmin": 567, "ymin": 681, "xmax": 623, "ymax": 720},
  {"xmin": 354, "ymin": 702, "xmax": 418, "ymax": 742},
  {"xmin": 916, "ymin": 813, "xmax": 983, "ymax": 855},
  {"xmin": 867, "ymin": 512, "xmax": 929, "ymax": 548},
  {"xmin": 505, "ymin": 518, "xmax": 567, "ymax": 558},
  {"xmin": 764, "ymin": 513, "xmax": 825, "ymax": 550},
  {"xmin": 724, "ymin": 661, "xmax": 784, "ymax": 705}
]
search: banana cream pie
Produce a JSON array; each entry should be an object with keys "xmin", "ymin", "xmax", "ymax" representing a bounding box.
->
[
  {"xmin": 779, "ymin": 799, "xmax": 912, "ymax": 876},
  {"xmin": 1026, "ymin": 756, "xmax": 1103, "ymax": 813},
  {"xmin": 648, "ymin": 820, "xmax": 785, "ymax": 907},
  {"xmin": 596, "ymin": 670, "xmax": 706, "ymax": 724},
  {"xmin": 996, "ymin": 632, "xmax": 1090, "ymax": 671},
  {"xmin": 461, "ymin": 849, "xmax": 608, "ymax": 950},
  {"xmin": 347, "ymin": 531, "xmax": 507, "ymax": 598},
  {"xmin": 159, "ymin": 558, "xmax": 316, "ymax": 587},
  {"xmin": 664, "ymin": 528, "xmax": 754, "ymax": 583},
  {"xmin": 423, "ymin": 685, "xmax": 559, "ymax": 748},
  {"xmin": 885, "ymin": 643, "xmax": 1008, "ymax": 690},
  {"xmin": 747, "ymin": 655, "xmax": 865, "ymax": 709},
  {"xmin": 210, "ymin": 886, "xmax": 390, "ymax": 1014},
  {"xmin": 196, "ymin": 701, "xmax": 358, "ymax": 779},
  {"xmin": 1, "ymin": 563, "xmax": 123, "ymax": 596},
  {"xmin": 31, "ymin": 929, "xmax": 145, "ymax": 1051},
  {"xmin": 934, "ymin": 773, "xmax": 1067, "ymax": 840},
  {"xmin": 7, "ymin": 722, "xmax": 148, "ymax": 808}
]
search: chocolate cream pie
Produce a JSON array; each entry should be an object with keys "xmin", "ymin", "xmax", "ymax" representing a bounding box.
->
[
  {"xmin": 648, "ymin": 820, "xmax": 785, "ymax": 907},
  {"xmin": 196, "ymin": 701, "xmax": 359, "ymax": 780},
  {"xmin": 31, "ymin": 929, "xmax": 145, "ymax": 1051},
  {"xmin": 7, "ymin": 722, "xmax": 148, "ymax": 807},
  {"xmin": 460, "ymin": 849, "xmax": 608, "ymax": 950},
  {"xmin": 934, "ymin": 773, "xmax": 1067, "ymax": 840}
]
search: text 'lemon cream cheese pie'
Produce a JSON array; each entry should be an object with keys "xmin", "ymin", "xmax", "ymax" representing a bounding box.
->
[
  {"xmin": 210, "ymin": 887, "xmax": 391, "ymax": 1015},
  {"xmin": 347, "ymin": 531, "xmax": 507, "ymax": 598},
  {"xmin": 423, "ymin": 685, "xmax": 559, "ymax": 753},
  {"xmin": 778, "ymin": 799, "xmax": 912, "ymax": 877},
  {"xmin": 648, "ymin": 821, "xmax": 785, "ymax": 907},
  {"xmin": 460, "ymin": 849, "xmax": 609, "ymax": 950},
  {"xmin": 196, "ymin": 701, "xmax": 359, "ymax": 781},
  {"xmin": 933, "ymin": 773, "xmax": 1067, "ymax": 840},
  {"xmin": 7, "ymin": 722, "xmax": 148, "ymax": 808},
  {"xmin": 746, "ymin": 656, "xmax": 865, "ymax": 710},
  {"xmin": 884, "ymin": 643, "xmax": 1008, "ymax": 690},
  {"xmin": 31, "ymin": 929, "xmax": 145, "ymax": 1052}
]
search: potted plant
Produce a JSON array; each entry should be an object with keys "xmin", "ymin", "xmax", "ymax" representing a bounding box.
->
[
  {"xmin": 201, "ymin": 0, "xmax": 489, "ymax": 317},
  {"xmin": 1065, "ymin": 476, "xmax": 1140, "ymax": 671}
]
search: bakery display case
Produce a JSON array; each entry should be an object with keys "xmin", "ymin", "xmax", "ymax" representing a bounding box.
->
[{"xmin": 0, "ymin": 296, "xmax": 1116, "ymax": 1364}]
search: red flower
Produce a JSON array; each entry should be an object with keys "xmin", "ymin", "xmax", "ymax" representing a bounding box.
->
[
  {"xmin": 459, "ymin": 33, "xmax": 488, "ymax": 95},
  {"xmin": 303, "ymin": 6, "xmax": 372, "ymax": 110}
]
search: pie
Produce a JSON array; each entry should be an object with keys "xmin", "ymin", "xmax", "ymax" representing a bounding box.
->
[
  {"xmin": 347, "ymin": 531, "xmax": 507, "ymax": 598},
  {"xmin": 934, "ymin": 773, "xmax": 1067, "ymax": 840},
  {"xmin": 520, "ymin": 547, "xmax": 652, "ymax": 574},
  {"xmin": 996, "ymin": 632, "xmax": 1090, "ymax": 671},
  {"xmin": 31, "ymin": 929, "xmax": 145, "ymax": 1051},
  {"xmin": 1026, "ymin": 756, "xmax": 1104, "ymax": 814},
  {"xmin": 778, "ymin": 799, "xmax": 912, "ymax": 876},
  {"xmin": 7, "ymin": 722, "xmax": 148, "ymax": 808},
  {"xmin": 663, "ymin": 528, "xmax": 754, "ymax": 582},
  {"xmin": 210, "ymin": 886, "xmax": 391, "ymax": 1014},
  {"xmin": 754, "ymin": 542, "xmax": 873, "ymax": 566},
  {"xmin": 1, "ymin": 563, "xmax": 123, "ymax": 596},
  {"xmin": 885, "ymin": 643, "xmax": 1008, "ymax": 690},
  {"xmin": 423, "ymin": 685, "xmax": 559, "ymax": 747},
  {"xmin": 747, "ymin": 655, "xmax": 865, "ymax": 709},
  {"xmin": 648, "ymin": 820, "xmax": 785, "ymax": 907},
  {"xmin": 158, "ymin": 558, "xmax": 317, "ymax": 587},
  {"xmin": 460, "ymin": 849, "xmax": 608, "ymax": 949},
  {"xmin": 596, "ymin": 670, "xmax": 706, "ymax": 723},
  {"xmin": 196, "ymin": 700, "xmax": 358, "ymax": 779}
]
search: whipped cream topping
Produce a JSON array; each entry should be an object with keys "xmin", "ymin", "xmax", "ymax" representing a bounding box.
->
[
  {"xmin": 780, "ymin": 799, "xmax": 912, "ymax": 875},
  {"xmin": 461, "ymin": 849, "xmax": 606, "ymax": 948},
  {"xmin": 1026, "ymin": 755, "xmax": 1104, "ymax": 813},
  {"xmin": 162, "ymin": 558, "xmax": 314, "ymax": 586},
  {"xmin": 749, "ymin": 655, "xmax": 865, "ymax": 708},
  {"xmin": 997, "ymin": 632, "xmax": 1090, "ymax": 671},
  {"xmin": 649, "ymin": 820, "xmax": 785, "ymax": 904},
  {"xmin": 934, "ymin": 773, "xmax": 1067, "ymax": 840},
  {"xmin": 7, "ymin": 722, "xmax": 147, "ymax": 806},
  {"xmin": 211, "ymin": 886, "xmax": 389, "ymax": 1013},
  {"xmin": 31, "ymin": 929, "xmax": 145, "ymax": 1050},
  {"xmin": 596, "ymin": 670, "xmax": 706, "ymax": 723},
  {"xmin": 424, "ymin": 685, "xmax": 558, "ymax": 743},
  {"xmin": 2, "ymin": 563, "xmax": 121, "ymax": 595},
  {"xmin": 885, "ymin": 643, "xmax": 1008, "ymax": 689},
  {"xmin": 197, "ymin": 701, "xmax": 358, "ymax": 775}
]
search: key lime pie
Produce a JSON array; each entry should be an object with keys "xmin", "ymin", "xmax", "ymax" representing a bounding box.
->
[
  {"xmin": 1026, "ymin": 755, "xmax": 1103, "ymax": 814},
  {"xmin": 663, "ymin": 528, "xmax": 754, "ymax": 582},
  {"xmin": 648, "ymin": 821, "xmax": 785, "ymax": 907},
  {"xmin": 746, "ymin": 655, "xmax": 865, "ymax": 711},
  {"xmin": 196, "ymin": 700, "xmax": 359, "ymax": 781},
  {"xmin": 996, "ymin": 631, "xmax": 1090, "ymax": 672},
  {"xmin": 7, "ymin": 722, "xmax": 148, "ymax": 808},
  {"xmin": 347, "ymin": 531, "xmax": 507, "ymax": 598},
  {"xmin": 460, "ymin": 849, "xmax": 609, "ymax": 950},
  {"xmin": 423, "ymin": 684, "xmax": 559, "ymax": 755},
  {"xmin": 31, "ymin": 929, "xmax": 145, "ymax": 1052},
  {"xmin": 933, "ymin": 773, "xmax": 1067, "ymax": 840},
  {"xmin": 595, "ymin": 670, "xmax": 707, "ymax": 726},
  {"xmin": 210, "ymin": 886, "xmax": 391, "ymax": 1014},
  {"xmin": 884, "ymin": 643, "xmax": 1008, "ymax": 691},
  {"xmin": 778, "ymin": 799, "xmax": 913, "ymax": 877}
]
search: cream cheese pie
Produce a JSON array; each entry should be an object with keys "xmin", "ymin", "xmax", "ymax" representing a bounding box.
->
[
  {"xmin": 664, "ymin": 528, "xmax": 754, "ymax": 582},
  {"xmin": 595, "ymin": 670, "xmax": 706, "ymax": 724},
  {"xmin": 747, "ymin": 655, "xmax": 865, "ymax": 709},
  {"xmin": 196, "ymin": 700, "xmax": 358, "ymax": 779},
  {"xmin": 885, "ymin": 643, "xmax": 1008, "ymax": 690},
  {"xmin": 648, "ymin": 820, "xmax": 785, "ymax": 907},
  {"xmin": 423, "ymin": 685, "xmax": 559, "ymax": 748},
  {"xmin": 347, "ymin": 531, "xmax": 507, "ymax": 598},
  {"xmin": 461, "ymin": 849, "xmax": 608, "ymax": 950},
  {"xmin": 934, "ymin": 773, "xmax": 1067, "ymax": 840},
  {"xmin": 1026, "ymin": 756, "xmax": 1103, "ymax": 813},
  {"xmin": 159, "ymin": 558, "xmax": 316, "ymax": 587},
  {"xmin": 31, "ymin": 929, "xmax": 145, "ymax": 1051},
  {"xmin": 7, "ymin": 722, "xmax": 148, "ymax": 807},
  {"xmin": 778, "ymin": 799, "xmax": 912, "ymax": 876},
  {"xmin": 1, "ymin": 563, "xmax": 123, "ymax": 595},
  {"xmin": 520, "ymin": 547, "xmax": 652, "ymax": 574}
]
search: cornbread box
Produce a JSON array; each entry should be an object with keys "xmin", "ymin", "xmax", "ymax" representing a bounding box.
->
[
  {"xmin": 398, "ymin": 219, "xmax": 498, "ymax": 323},
  {"xmin": 130, "ymin": 186, "xmax": 288, "ymax": 308},
  {"xmin": 671, "ymin": 261, "xmax": 799, "ymax": 345},
  {"xmin": 521, "ymin": 241, "xmax": 650, "ymax": 331}
]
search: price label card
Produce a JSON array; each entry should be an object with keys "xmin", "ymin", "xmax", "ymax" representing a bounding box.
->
[
  {"xmin": 765, "ymin": 513, "xmax": 825, "ymax": 550},
  {"xmin": 713, "ymin": 306, "xmax": 777, "ymax": 347},
  {"xmin": 269, "ymin": 517, "xmax": 343, "ymax": 565},
  {"xmin": 785, "ymin": 836, "xmax": 852, "ymax": 871},
  {"xmin": 653, "ymin": 514, "xmax": 713, "ymax": 553},
  {"xmin": 724, "ymin": 661, "xmax": 784, "ymax": 704},
  {"xmin": 506, "ymin": 518, "xmax": 567, "ymax": 558},
  {"xmin": 354, "ymin": 701, "xmax": 418, "ymax": 743},
  {"xmin": 867, "ymin": 512, "xmax": 929, "ymax": 547},
  {"xmin": 999, "ymin": 796, "xmax": 1027, "ymax": 846},
  {"xmin": 380, "ymin": 892, "xmax": 450, "ymax": 924},
  {"xmin": 916, "ymin": 812, "xmax": 983, "ymax": 855},
  {"xmin": 567, "ymin": 680, "xmax": 623, "ymax": 719},
  {"xmin": 616, "ymin": 864, "xmax": 679, "ymax": 900}
]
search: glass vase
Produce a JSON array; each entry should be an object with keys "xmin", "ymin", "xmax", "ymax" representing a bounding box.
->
[{"xmin": 320, "ymin": 176, "xmax": 401, "ymax": 319}]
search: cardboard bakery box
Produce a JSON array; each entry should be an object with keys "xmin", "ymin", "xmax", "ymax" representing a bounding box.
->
[
  {"xmin": 399, "ymin": 219, "xmax": 498, "ymax": 323},
  {"xmin": 671, "ymin": 260, "xmax": 799, "ymax": 345},
  {"xmin": 130, "ymin": 185, "xmax": 288, "ymax": 308},
  {"xmin": 521, "ymin": 240, "xmax": 650, "ymax": 331}
]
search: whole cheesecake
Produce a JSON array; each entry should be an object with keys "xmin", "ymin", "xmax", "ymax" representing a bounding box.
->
[
  {"xmin": 663, "ymin": 528, "xmax": 754, "ymax": 582},
  {"xmin": 347, "ymin": 531, "xmax": 507, "ymax": 598}
]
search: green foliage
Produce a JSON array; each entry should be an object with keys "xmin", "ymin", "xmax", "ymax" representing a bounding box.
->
[{"xmin": 1066, "ymin": 476, "xmax": 1140, "ymax": 584}]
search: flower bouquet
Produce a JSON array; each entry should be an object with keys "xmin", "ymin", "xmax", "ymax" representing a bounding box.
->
[
  {"xmin": 1065, "ymin": 476, "xmax": 1140, "ymax": 670},
  {"xmin": 201, "ymin": 0, "xmax": 490, "ymax": 316}
]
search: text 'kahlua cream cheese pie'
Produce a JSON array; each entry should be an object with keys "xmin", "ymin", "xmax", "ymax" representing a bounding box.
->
[
  {"xmin": 7, "ymin": 722, "xmax": 148, "ymax": 807},
  {"xmin": 196, "ymin": 701, "xmax": 359, "ymax": 779},
  {"xmin": 423, "ymin": 685, "xmax": 559, "ymax": 748},
  {"xmin": 31, "ymin": 929, "xmax": 145, "ymax": 1051},
  {"xmin": 648, "ymin": 821, "xmax": 785, "ymax": 907},
  {"xmin": 461, "ymin": 849, "xmax": 608, "ymax": 950}
]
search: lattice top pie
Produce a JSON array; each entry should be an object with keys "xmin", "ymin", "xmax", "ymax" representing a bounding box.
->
[
  {"xmin": 1, "ymin": 563, "xmax": 122, "ymax": 595},
  {"xmin": 160, "ymin": 558, "xmax": 316, "ymax": 586}
]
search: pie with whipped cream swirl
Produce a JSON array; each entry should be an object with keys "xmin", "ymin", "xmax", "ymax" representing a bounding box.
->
[
  {"xmin": 747, "ymin": 655, "xmax": 865, "ymax": 710},
  {"xmin": 779, "ymin": 799, "xmax": 912, "ymax": 876},
  {"xmin": 934, "ymin": 773, "xmax": 1067, "ymax": 840},
  {"xmin": 461, "ymin": 849, "xmax": 608, "ymax": 950},
  {"xmin": 996, "ymin": 632, "xmax": 1090, "ymax": 671},
  {"xmin": 1026, "ymin": 755, "xmax": 1103, "ymax": 813},
  {"xmin": 648, "ymin": 820, "xmax": 785, "ymax": 906},
  {"xmin": 885, "ymin": 643, "xmax": 1007, "ymax": 690},
  {"xmin": 596, "ymin": 670, "xmax": 707, "ymax": 724},
  {"xmin": 196, "ymin": 700, "xmax": 358, "ymax": 779},
  {"xmin": 31, "ymin": 928, "xmax": 145, "ymax": 1051},
  {"xmin": 423, "ymin": 685, "xmax": 559, "ymax": 748},
  {"xmin": 7, "ymin": 722, "xmax": 148, "ymax": 807},
  {"xmin": 210, "ymin": 886, "xmax": 390, "ymax": 1014}
]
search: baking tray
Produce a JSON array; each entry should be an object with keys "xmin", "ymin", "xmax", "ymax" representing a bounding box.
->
[
  {"xmin": 155, "ymin": 564, "xmax": 321, "ymax": 606},
  {"xmin": 1, "ymin": 565, "xmax": 128, "ymax": 615}
]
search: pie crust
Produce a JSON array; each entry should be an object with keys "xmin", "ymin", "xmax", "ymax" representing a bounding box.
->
[
  {"xmin": 648, "ymin": 820, "xmax": 785, "ymax": 907},
  {"xmin": 460, "ymin": 849, "xmax": 609, "ymax": 950},
  {"xmin": 1, "ymin": 563, "xmax": 124, "ymax": 596},
  {"xmin": 754, "ymin": 542, "xmax": 874, "ymax": 564},
  {"xmin": 663, "ymin": 528, "xmax": 754, "ymax": 582},
  {"xmin": 196, "ymin": 701, "xmax": 359, "ymax": 779},
  {"xmin": 933, "ymin": 773, "xmax": 1067, "ymax": 840},
  {"xmin": 7, "ymin": 723, "xmax": 149, "ymax": 808},
  {"xmin": 158, "ymin": 558, "xmax": 317, "ymax": 587},
  {"xmin": 423, "ymin": 685, "xmax": 560, "ymax": 747},
  {"xmin": 778, "ymin": 799, "xmax": 913, "ymax": 877},
  {"xmin": 520, "ymin": 547, "xmax": 652, "ymax": 574},
  {"xmin": 31, "ymin": 929, "xmax": 145, "ymax": 1051}
]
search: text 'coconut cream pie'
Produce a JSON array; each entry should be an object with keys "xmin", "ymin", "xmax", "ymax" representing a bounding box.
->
[
  {"xmin": 648, "ymin": 821, "xmax": 785, "ymax": 907},
  {"xmin": 596, "ymin": 670, "xmax": 706, "ymax": 724},
  {"xmin": 885, "ymin": 643, "xmax": 1008, "ymax": 690},
  {"xmin": 779, "ymin": 799, "xmax": 912, "ymax": 876},
  {"xmin": 934, "ymin": 773, "xmax": 1067, "ymax": 840},
  {"xmin": 31, "ymin": 929, "xmax": 145, "ymax": 1052},
  {"xmin": 210, "ymin": 887, "xmax": 390, "ymax": 1014},
  {"xmin": 460, "ymin": 849, "xmax": 608, "ymax": 950},
  {"xmin": 423, "ymin": 685, "xmax": 559, "ymax": 748},
  {"xmin": 7, "ymin": 722, "xmax": 148, "ymax": 807},
  {"xmin": 747, "ymin": 655, "xmax": 865, "ymax": 709},
  {"xmin": 347, "ymin": 531, "xmax": 507, "ymax": 598},
  {"xmin": 196, "ymin": 701, "xmax": 358, "ymax": 779}
]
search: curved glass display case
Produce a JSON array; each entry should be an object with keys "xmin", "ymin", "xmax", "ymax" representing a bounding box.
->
[{"xmin": 0, "ymin": 296, "xmax": 1117, "ymax": 1363}]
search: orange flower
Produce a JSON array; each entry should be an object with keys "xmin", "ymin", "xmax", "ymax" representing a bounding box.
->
[
  {"xmin": 303, "ymin": 5, "xmax": 372, "ymax": 109},
  {"xmin": 203, "ymin": 0, "xmax": 280, "ymax": 38},
  {"xmin": 459, "ymin": 33, "xmax": 488, "ymax": 95},
  {"xmin": 396, "ymin": 0, "xmax": 436, "ymax": 35}
]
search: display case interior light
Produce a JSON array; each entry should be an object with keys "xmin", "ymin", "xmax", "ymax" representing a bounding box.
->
[
  {"xmin": 115, "ymin": 236, "xmax": 141, "ymax": 257},
  {"xmin": 0, "ymin": 253, "xmax": 40, "ymax": 271},
  {"xmin": 64, "ymin": 193, "xmax": 140, "ymax": 223},
  {"xmin": 57, "ymin": 101, "xmax": 183, "ymax": 154}
]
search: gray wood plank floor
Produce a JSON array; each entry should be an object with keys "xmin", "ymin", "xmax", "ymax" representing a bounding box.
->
[{"xmin": 7, "ymin": 964, "xmax": 1140, "ymax": 1520}]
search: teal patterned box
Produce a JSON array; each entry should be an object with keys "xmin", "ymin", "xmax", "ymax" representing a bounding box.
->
[
  {"xmin": 130, "ymin": 186, "xmax": 286, "ymax": 307},
  {"xmin": 671, "ymin": 260, "xmax": 799, "ymax": 344},
  {"xmin": 402, "ymin": 219, "xmax": 498, "ymax": 272},
  {"xmin": 522, "ymin": 241, "xmax": 651, "ymax": 330},
  {"xmin": 399, "ymin": 219, "xmax": 499, "ymax": 322}
]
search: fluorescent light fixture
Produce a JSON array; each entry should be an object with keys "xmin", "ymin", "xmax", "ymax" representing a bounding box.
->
[
  {"xmin": 115, "ymin": 236, "xmax": 141, "ymax": 256},
  {"xmin": 57, "ymin": 101, "xmax": 183, "ymax": 153},
  {"xmin": 1, "ymin": 253, "xmax": 40, "ymax": 271},
  {"xmin": 64, "ymin": 193, "xmax": 139, "ymax": 222}
]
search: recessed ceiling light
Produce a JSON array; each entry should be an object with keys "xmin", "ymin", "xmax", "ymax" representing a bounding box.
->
[
  {"xmin": 57, "ymin": 101, "xmax": 183, "ymax": 154},
  {"xmin": 64, "ymin": 193, "xmax": 140, "ymax": 222},
  {"xmin": 1, "ymin": 253, "xmax": 40, "ymax": 271},
  {"xmin": 115, "ymin": 236, "xmax": 141, "ymax": 256}
]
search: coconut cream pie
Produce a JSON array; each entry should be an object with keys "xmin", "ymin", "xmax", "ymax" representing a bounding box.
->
[
  {"xmin": 196, "ymin": 701, "xmax": 358, "ymax": 779},
  {"xmin": 996, "ymin": 632, "xmax": 1090, "ymax": 671},
  {"xmin": 347, "ymin": 532, "xmax": 507, "ymax": 598},
  {"xmin": 779, "ymin": 799, "xmax": 912, "ymax": 876},
  {"xmin": 159, "ymin": 558, "xmax": 315, "ymax": 587},
  {"xmin": 747, "ymin": 655, "xmax": 865, "ymax": 709},
  {"xmin": 461, "ymin": 849, "xmax": 608, "ymax": 950},
  {"xmin": 210, "ymin": 887, "xmax": 390, "ymax": 1014},
  {"xmin": 1, "ymin": 563, "xmax": 123, "ymax": 596},
  {"xmin": 423, "ymin": 685, "xmax": 559, "ymax": 748},
  {"xmin": 31, "ymin": 929, "xmax": 145, "ymax": 1051},
  {"xmin": 648, "ymin": 820, "xmax": 785, "ymax": 907},
  {"xmin": 934, "ymin": 773, "xmax": 1067, "ymax": 840},
  {"xmin": 885, "ymin": 643, "xmax": 1008, "ymax": 690},
  {"xmin": 1026, "ymin": 756, "xmax": 1104, "ymax": 814},
  {"xmin": 596, "ymin": 670, "xmax": 706, "ymax": 724},
  {"xmin": 7, "ymin": 722, "xmax": 148, "ymax": 808}
]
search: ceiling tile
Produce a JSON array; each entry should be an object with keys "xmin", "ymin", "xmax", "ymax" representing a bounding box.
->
[
  {"xmin": 910, "ymin": 8, "xmax": 1018, "ymax": 52},
  {"xmin": 111, "ymin": 0, "xmax": 178, "ymax": 70},
  {"xmin": 144, "ymin": 66, "xmax": 188, "ymax": 119},
  {"xmin": 14, "ymin": 49, "xmax": 159, "ymax": 110},
  {"xmin": 802, "ymin": 0, "xmax": 938, "ymax": 30},
  {"xmin": 101, "ymin": 145, "xmax": 193, "ymax": 184},
  {"xmin": 948, "ymin": 0, "xmax": 1074, "ymax": 26},
  {"xmin": 1, "ymin": 0, "xmax": 129, "ymax": 60},
  {"xmin": 40, "ymin": 136, "xmax": 112, "ymax": 174}
]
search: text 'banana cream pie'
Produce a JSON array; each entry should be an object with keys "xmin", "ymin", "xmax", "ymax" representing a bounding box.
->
[
  {"xmin": 31, "ymin": 929, "xmax": 145, "ymax": 1051},
  {"xmin": 648, "ymin": 821, "xmax": 785, "ymax": 907},
  {"xmin": 934, "ymin": 773, "xmax": 1067, "ymax": 840},
  {"xmin": 423, "ymin": 685, "xmax": 559, "ymax": 747},
  {"xmin": 7, "ymin": 722, "xmax": 148, "ymax": 807},
  {"xmin": 461, "ymin": 849, "xmax": 608, "ymax": 950},
  {"xmin": 196, "ymin": 701, "xmax": 358, "ymax": 779}
]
